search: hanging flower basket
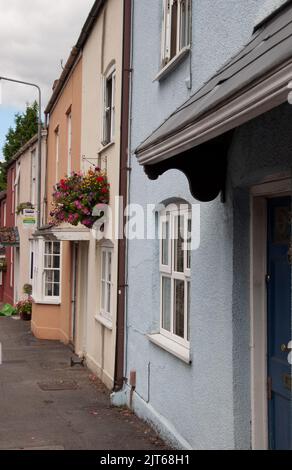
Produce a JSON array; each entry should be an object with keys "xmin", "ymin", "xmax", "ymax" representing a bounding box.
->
[{"xmin": 50, "ymin": 167, "xmax": 110, "ymax": 229}]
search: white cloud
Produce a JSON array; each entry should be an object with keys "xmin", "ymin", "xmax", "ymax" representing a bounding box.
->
[{"xmin": 0, "ymin": 0, "xmax": 95, "ymax": 110}]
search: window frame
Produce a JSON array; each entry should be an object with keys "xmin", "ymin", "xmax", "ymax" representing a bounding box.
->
[
  {"xmin": 100, "ymin": 246, "xmax": 113, "ymax": 323},
  {"xmin": 161, "ymin": 0, "xmax": 191, "ymax": 67},
  {"xmin": 55, "ymin": 126, "xmax": 60, "ymax": 183},
  {"xmin": 102, "ymin": 65, "xmax": 116, "ymax": 147},
  {"xmin": 159, "ymin": 206, "xmax": 191, "ymax": 348},
  {"xmin": 67, "ymin": 111, "xmax": 72, "ymax": 176},
  {"xmin": 42, "ymin": 241, "xmax": 62, "ymax": 303}
]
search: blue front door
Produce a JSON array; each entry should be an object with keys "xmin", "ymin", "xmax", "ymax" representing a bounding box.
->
[{"xmin": 267, "ymin": 197, "xmax": 292, "ymax": 450}]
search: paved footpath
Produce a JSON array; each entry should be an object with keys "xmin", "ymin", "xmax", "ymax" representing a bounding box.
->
[{"xmin": 0, "ymin": 317, "xmax": 168, "ymax": 450}]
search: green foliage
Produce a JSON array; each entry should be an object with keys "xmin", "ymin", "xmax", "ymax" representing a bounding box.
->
[{"xmin": 0, "ymin": 101, "xmax": 39, "ymax": 191}]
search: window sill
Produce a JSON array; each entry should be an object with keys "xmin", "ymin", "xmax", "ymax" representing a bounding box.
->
[
  {"xmin": 148, "ymin": 333, "xmax": 191, "ymax": 364},
  {"xmin": 33, "ymin": 298, "xmax": 61, "ymax": 306},
  {"xmin": 154, "ymin": 46, "xmax": 191, "ymax": 82},
  {"xmin": 95, "ymin": 314, "xmax": 113, "ymax": 331},
  {"xmin": 98, "ymin": 140, "xmax": 115, "ymax": 154}
]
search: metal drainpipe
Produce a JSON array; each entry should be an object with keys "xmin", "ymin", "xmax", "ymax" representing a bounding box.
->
[
  {"xmin": 36, "ymin": 86, "xmax": 42, "ymax": 230},
  {"xmin": 114, "ymin": 0, "xmax": 132, "ymax": 391}
]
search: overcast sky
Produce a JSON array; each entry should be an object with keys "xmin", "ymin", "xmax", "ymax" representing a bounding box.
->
[{"xmin": 0, "ymin": 0, "xmax": 95, "ymax": 158}]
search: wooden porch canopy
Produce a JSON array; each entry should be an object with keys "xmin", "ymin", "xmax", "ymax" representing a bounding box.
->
[{"xmin": 135, "ymin": 1, "xmax": 292, "ymax": 201}]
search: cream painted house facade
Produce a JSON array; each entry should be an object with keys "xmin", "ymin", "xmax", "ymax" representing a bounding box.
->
[
  {"xmin": 76, "ymin": 0, "xmax": 124, "ymax": 389},
  {"xmin": 31, "ymin": 0, "xmax": 129, "ymax": 391},
  {"xmin": 12, "ymin": 132, "xmax": 47, "ymax": 304}
]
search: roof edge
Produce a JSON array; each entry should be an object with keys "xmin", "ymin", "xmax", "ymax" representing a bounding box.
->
[{"xmin": 5, "ymin": 129, "xmax": 47, "ymax": 169}]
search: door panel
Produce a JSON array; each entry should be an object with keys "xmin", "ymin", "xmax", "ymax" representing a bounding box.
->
[{"xmin": 267, "ymin": 197, "xmax": 292, "ymax": 450}]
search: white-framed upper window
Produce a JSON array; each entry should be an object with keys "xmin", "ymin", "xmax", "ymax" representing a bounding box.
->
[
  {"xmin": 100, "ymin": 246, "xmax": 113, "ymax": 322},
  {"xmin": 67, "ymin": 112, "xmax": 72, "ymax": 175},
  {"xmin": 102, "ymin": 66, "xmax": 116, "ymax": 146},
  {"xmin": 159, "ymin": 205, "xmax": 191, "ymax": 347},
  {"xmin": 55, "ymin": 126, "xmax": 60, "ymax": 182},
  {"xmin": 43, "ymin": 241, "xmax": 61, "ymax": 301},
  {"xmin": 30, "ymin": 150, "xmax": 36, "ymax": 206},
  {"xmin": 161, "ymin": 0, "xmax": 191, "ymax": 66}
]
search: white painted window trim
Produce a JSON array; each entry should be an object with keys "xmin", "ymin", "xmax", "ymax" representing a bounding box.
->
[
  {"xmin": 161, "ymin": 0, "xmax": 191, "ymax": 68},
  {"xmin": 33, "ymin": 238, "xmax": 62, "ymax": 305},
  {"xmin": 30, "ymin": 149, "xmax": 37, "ymax": 207},
  {"xmin": 67, "ymin": 112, "xmax": 72, "ymax": 176},
  {"xmin": 159, "ymin": 205, "xmax": 191, "ymax": 350},
  {"xmin": 101, "ymin": 65, "xmax": 116, "ymax": 147},
  {"xmin": 148, "ymin": 333, "xmax": 191, "ymax": 364},
  {"xmin": 55, "ymin": 126, "xmax": 60, "ymax": 183},
  {"xmin": 99, "ymin": 245, "xmax": 113, "ymax": 324},
  {"xmin": 43, "ymin": 241, "xmax": 62, "ymax": 303}
]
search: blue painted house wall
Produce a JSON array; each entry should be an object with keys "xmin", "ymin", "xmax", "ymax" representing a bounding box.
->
[{"xmin": 115, "ymin": 0, "xmax": 290, "ymax": 449}]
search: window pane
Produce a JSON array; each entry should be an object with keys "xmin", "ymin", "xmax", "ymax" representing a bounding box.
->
[
  {"xmin": 162, "ymin": 276, "xmax": 171, "ymax": 332},
  {"xmin": 174, "ymin": 279, "xmax": 184, "ymax": 338},
  {"xmin": 54, "ymin": 270, "xmax": 60, "ymax": 283},
  {"xmin": 45, "ymin": 270, "xmax": 53, "ymax": 283},
  {"xmin": 170, "ymin": 0, "xmax": 178, "ymax": 58},
  {"xmin": 161, "ymin": 220, "xmax": 170, "ymax": 265},
  {"xmin": 101, "ymin": 280, "xmax": 106, "ymax": 310},
  {"xmin": 174, "ymin": 215, "xmax": 184, "ymax": 272},
  {"xmin": 102, "ymin": 251, "xmax": 106, "ymax": 280},
  {"xmin": 187, "ymin": 281, "xmax": 190, "ymax": 341},
  {"xmin": 45, "ymin": 282, "xmax": 53, "ymax": 297},
  {"xmin": 53, "ymin": 242, "xmax": 60, "ymax": 255},
  {"xmin": 45, "ymin": 242, "xmax": 52, "ymax": 255},
  {"xmin": 180, "ymin": 0, "xmax": 190, "ymax": 49},
  {"xmin": 107, "ymin": 282, "xmax": 111, "ymax": 314},
  {"xmin": 107, "ymin": 252, "xmax": 112, "ymax": 283},
  {"xmin": 53, "ymin": 256, "xmax": 60, "ymax": 269},
  {"xmin": 187, "ymin": 217, "xmax": 191, "ymax": 269},
  {"xmin": 53, "ymin": 283, "xmax": 60, "ymax": 297}
]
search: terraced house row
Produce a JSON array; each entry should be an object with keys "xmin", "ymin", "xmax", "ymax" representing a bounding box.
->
[{"xmin": 0, "ymin": 0, "xmax": 291, "ymax": 450}]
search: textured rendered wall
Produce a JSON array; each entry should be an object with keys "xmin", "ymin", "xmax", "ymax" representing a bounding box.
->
[{"xmin": 126, "ymin": 0, "xmax": 290, "ymax": 449}]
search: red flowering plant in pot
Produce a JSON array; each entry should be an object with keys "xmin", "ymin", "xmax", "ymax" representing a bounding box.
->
[
  {"xmin": 15, "ymin": 298, "xmax": 32, "ymax": 321},
  {"xmin": 50, "ymin": 167, "xmax": 110, "ymax": 229}
]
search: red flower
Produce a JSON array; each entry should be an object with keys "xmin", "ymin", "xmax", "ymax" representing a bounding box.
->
[
  {"xmin": 101, "ymin": 187, "xmax": 108, "ymax": 194},
  {"xmin": 96, "ymin": 176, "xmax": 104, "ymax": 183}
]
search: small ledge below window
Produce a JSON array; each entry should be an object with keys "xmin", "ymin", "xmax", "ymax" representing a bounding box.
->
[
  {"xmin": 95, "ymin": 314, "xmax": 113, "ymax": 331},
  {"xmin": 154, "ymin": 46, "xmax": 191, "ymax": 82},
  {"xmin": 33, "ymin": 298, "xmax": 61, "ymax": 306},
  {"xmin": 148, "ymin": 333, "xmax": 191, "ymax": 364},
  {"xmin": 98, "ymin": 140, "xmax": 115, "ymax": 154}
]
